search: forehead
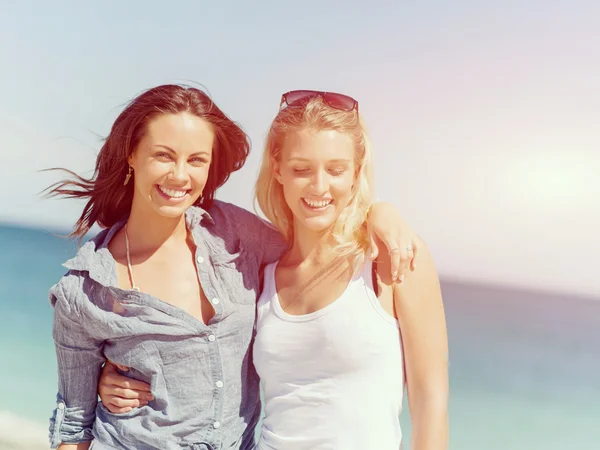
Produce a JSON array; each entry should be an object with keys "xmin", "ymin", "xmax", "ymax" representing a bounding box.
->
[
  {"xmin": 282, "ymin": 129, "xmax": 354, "ymax": 161},
  {"xmin": 143, "ymin": 113, "xmax": 214, "ymax": 151}
]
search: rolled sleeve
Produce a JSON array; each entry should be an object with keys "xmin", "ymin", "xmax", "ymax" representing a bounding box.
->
[{"xmin": 49, "ymin": 281, "xmax": 105, "ymax": 448}]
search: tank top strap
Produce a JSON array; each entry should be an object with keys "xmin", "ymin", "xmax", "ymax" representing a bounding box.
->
[
  {"xmin": 355, "ymin": 256, "xmax": 375, "ymax": 291},
  {"xmin": 354, "ymin": 257, "xmax": 399, "ymax": 326},
  {"xmin": 256, "ymin": 261, "xmax": 279, "ymax": 323}
]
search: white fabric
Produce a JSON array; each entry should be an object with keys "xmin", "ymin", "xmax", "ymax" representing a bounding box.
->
[{"xmin": 253, "ymin": 259, "xmax": 404, "ymax": 450}]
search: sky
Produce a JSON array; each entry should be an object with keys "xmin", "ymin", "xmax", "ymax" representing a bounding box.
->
[{"xmin": 1, "ymin": 1, "xmax": 599, "ymax": 298}]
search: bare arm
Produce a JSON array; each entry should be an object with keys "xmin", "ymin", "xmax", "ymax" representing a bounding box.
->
[
  {"xmin": 373, "ymin": 237, "xmax": 449, "ymax": 450},
  {"xmin": 58, "ymin": 443, "xmax": 91, "ymax": 450},
  {"xmin": 393, "ymin": 244, "xmax": 449, "ymax": 450}
]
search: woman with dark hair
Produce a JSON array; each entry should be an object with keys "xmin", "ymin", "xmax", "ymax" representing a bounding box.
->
[{"xmin": 47, "ymin": 84, "xmax": 421, "ymax": 450}]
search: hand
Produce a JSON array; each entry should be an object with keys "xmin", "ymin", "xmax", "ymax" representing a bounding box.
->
[
  {"xmin": 98, "ymin": 361, "xmax": 153, "ymax": 414},
  {"xmin": 366, "ymin": 202, "xmax": 421, "ymax": 283}
]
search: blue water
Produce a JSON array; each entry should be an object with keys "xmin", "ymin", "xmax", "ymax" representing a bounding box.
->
[{"xmin": 1, "ymin": 224, "xmax": 598, "ymax": 449}]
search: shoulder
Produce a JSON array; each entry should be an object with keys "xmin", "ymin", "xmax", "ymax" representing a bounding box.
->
[
  {"xmin": 207, "ymin": 200, "xmax": 283, "ymax": 242},
  {"xmin": 49, "ymin": 268, "xmax": 104, "ymax": 317},
  {"xmin": 49, "ymin": 271, "xmax": 87, "ymax": 313},
  {"xmin": 60, "ymin": 227, "xmax": 112, "ymax": 269},
  {"xmin": 207, "ymin": 200, "xmax": 264, "ymax": 225},
  {"xmin": 390, "ymin": 244, "xmax": 442, "ymax": 307}
]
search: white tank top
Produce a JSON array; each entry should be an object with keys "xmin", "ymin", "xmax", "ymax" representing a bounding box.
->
[{"xmin": 253, "ymin": 259, "xmax": 404, "ymax": 450}]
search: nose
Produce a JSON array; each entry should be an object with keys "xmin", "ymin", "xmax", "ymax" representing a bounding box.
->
[
  {"xmin": 170, "ymin": 160, "xmax": 189, "ymax": 183},
  {"xmin": 310, "ymin": 169, "xmax": 328, "ymax": 194}
]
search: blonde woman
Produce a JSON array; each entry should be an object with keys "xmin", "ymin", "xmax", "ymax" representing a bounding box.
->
[{"xmin": 251, "ymin": 90, "xmax": 449, "ymax": 449}]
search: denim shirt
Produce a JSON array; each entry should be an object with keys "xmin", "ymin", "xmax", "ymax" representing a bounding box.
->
[{"xmin": 48, "ymin": 201, "xmax": 287, "ymax": 450}]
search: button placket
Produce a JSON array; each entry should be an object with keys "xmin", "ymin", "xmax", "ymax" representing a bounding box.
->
[
  {"xmin": 195, "ymin": 246, "xmax": 222, "ymax": 322},
  {"xmin": 193, "ymin": 233, "xmax": 225, "ymax": 449}
]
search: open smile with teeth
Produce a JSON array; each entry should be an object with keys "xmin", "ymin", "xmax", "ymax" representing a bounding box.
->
[
  {"xmin": 158, "ymin": 186, "xmax": 189, "ymax": 199},
  {"xmin": 303, "ymin": 198, "xmax": 332, "ymax": 208}
]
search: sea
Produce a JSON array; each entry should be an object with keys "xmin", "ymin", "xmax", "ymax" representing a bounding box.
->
[{"xmin": 0, "ymin": 223, "xmax": 598, "ymax": 450}]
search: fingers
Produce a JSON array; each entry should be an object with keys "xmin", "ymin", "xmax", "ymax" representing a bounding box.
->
[
  {"xmin": 410, "ymin": 239, "xmax": 419, "ymax": 271},
  {"xmin": 115, "ymin": 377, "xmax": 152, "ymax": 392},
  {"xmin": 367, "ymin": 221, "xmax": 379, "ymax": 260},
  {"xmin": 388, "ymin": 246, "xmax": 408, "ymax": 283},
  {"xmin": 106, "ymin": 405, "xmax": 133, "ymax": 414},
  {"xmin": 100, "ymin": 392, "xmax": 148, "ymax": 414},
  {"xmin": 387, "ymin": 239, "xmax": 420, "ymax": 282},
  {"xmin": 105, "ymin": 359, "xmax": 130, "ymax": 373},
  {"xmin": 99, "ymin": 380, "xmax": 153, "ymax": 400},
  {"xmin": 100, "ymin": 386, "xmax": 154, "ymax": 414},
  {"xmin": 370, "ymin": 230, "xmax": 420, "ymax": 282},
  {"xmin": 99, "ymin": 361, "xmax": 153, "ymax": 415},
  {"xmin": 99, "ymin": 385, "xmax": 153, "ymax": 414},
  {"xmin": 111, "ymin": 386, "xmax": 154, "ymax": 401},
  {"xmin": 102, "ymin": 395, "xmax": 147, "ymax": 414},
  {"xmin": 376, "ymin": 231, "xmax": 405, "ymax": 282},
  {"xmin": 101, "ymin": 369, "xmax": 152, "ymax": 392},
  {"xmin": 110, "ymin": 396, "xmax": 149, "ymax": 409}
]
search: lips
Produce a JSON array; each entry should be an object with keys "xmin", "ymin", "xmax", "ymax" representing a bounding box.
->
[
  {"xmin": 157, "ymin": 185, "xmax": 190, "ymax": 199},
  {"xmin": 302, "ymin": 198, "xmax": 333, "ymax": 209}
]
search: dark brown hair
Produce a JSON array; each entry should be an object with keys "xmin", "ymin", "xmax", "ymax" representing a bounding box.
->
[{"xmin": 45, "ymin": 84, "xmax": 250, "ymax": 238}]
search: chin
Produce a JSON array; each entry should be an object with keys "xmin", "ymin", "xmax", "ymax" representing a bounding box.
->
[
  {"xmin": 154, "ymin": 203, "xmax": 191, "ymax": 218},
  {"xmin": 148, "ymin": 191, "xmax": 201, "ymax": 218},
  {"xmin": 300, "ymin": 217, "xmax": 336, "ymax": 234}
]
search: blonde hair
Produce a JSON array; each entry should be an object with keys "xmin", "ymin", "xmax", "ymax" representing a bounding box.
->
[{"xmin": 255, "ymin": 96, "xmax": 374, "ymax": 266}]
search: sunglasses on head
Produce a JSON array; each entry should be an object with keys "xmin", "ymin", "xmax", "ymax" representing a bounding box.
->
[{"xmin": 280, "ymin": 90, "xmax": 358, "ymax": 112}]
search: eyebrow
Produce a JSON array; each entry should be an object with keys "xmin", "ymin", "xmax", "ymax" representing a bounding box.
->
[
  {"xmin": 287, "ymin": 157, "xmax": 351, "ymax": 164},
  {"xmin": 153, "ymin": 144, "xmax": 211, "ymax": 157}
]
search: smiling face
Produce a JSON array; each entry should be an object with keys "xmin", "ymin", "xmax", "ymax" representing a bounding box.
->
[
  {"xmin": 128, "ymin": 112, "xmax": 214, "ymax": 219},
  {"xmin": 273, "ymin": 128, "xmax": 356, "ymax": 235}
]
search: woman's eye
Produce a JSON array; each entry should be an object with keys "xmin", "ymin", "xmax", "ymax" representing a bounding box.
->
[
  {"xmin": 329, "ymin": 167, "xmax": 346, "ymax": 176},
  {"xmin": 292, "ymin": 167, "xmax": 310, "ymax": 174},
  {"xmin": 190, "ymin": 157, "xmax": 208, "ymax": 164},
  {"xmin": 156, "ymin": 152, "xmax": 172, "ymax": 160}
]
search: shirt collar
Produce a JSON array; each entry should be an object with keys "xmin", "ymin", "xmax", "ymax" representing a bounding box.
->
[{"xmin": 62, "ymin": 206, "xmax": 214, "ymax": 286}]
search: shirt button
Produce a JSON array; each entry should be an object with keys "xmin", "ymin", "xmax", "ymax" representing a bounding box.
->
[
  {"xmin": 216, "ymin": 380, "xmax": 224, "ymax": 388},
  {"xmin": 213, "ymin": 421, "xmax": 221, "ymax": 429},
  {"xmin": 196, "ymin": 255, "xmax": 204, "ymax": 264},
  {"xmin": 57, "ymin": 402, "xmax": 65, "ymax": 410},
  {"xmin": 211, "ymin": 298, "xmax": 220, "ymax": 305},
  {"xmin": 208, "ymin": 334, "xmax": 216, "ymax": 342}
]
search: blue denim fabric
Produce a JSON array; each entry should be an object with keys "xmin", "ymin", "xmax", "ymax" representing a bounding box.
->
[{"xmin": 48, "ymin": 202, "xmax": 287, "ymax": 450}]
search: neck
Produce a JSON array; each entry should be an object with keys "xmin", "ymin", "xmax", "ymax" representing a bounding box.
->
[
  {"xmin": 285, "ymin": 222, "xmax": 336, "ymax": 267},
  {"xmin": 125, "ymin": 202, "xmax": 188, "ymax": 252}
]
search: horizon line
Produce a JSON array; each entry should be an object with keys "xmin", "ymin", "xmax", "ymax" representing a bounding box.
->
[{"xmin": 1, "ymin": 219, "xmax": 598, "ymax": 303}]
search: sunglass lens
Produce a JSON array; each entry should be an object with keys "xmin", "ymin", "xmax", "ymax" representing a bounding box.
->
[
  {"xmin": 284, "ymin": 90, "xmax": 318, "ymax": 107},
  {"xmin": 324, "ymin": 93, "xmax": 356, "ymax": 111}
]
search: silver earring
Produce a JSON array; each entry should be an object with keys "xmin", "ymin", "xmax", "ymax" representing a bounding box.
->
[{"xmin": 123, "ymin": 166, "xmax": 133, "ymax": 186}]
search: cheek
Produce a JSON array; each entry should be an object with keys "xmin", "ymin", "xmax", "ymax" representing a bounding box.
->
[
  {"xmin": 139, "ymin": 162, "xmax": 167, "ymax": 183},
  {"xmin": 190, "ymin": 165, "xmax": 211, "ymax": 188},
  {"xmin": 331, "ymin": 175, "xmax": 355, "ymax": 198},
  {"xmin": 281, "ymin": 176, "xmax": 307, "ymax": 198},
  {"xmin": 133, "ymin": 167, "xmax": 155, "ymax": 190}
]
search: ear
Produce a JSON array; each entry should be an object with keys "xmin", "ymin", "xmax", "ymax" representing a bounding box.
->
[
  {"xmin": 271, "ymin": 155, "xmax": 284, "ymax": 184},
  {"xmin": 127, "ymin": 153, "xmax": 134, "ymax": 167}
]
